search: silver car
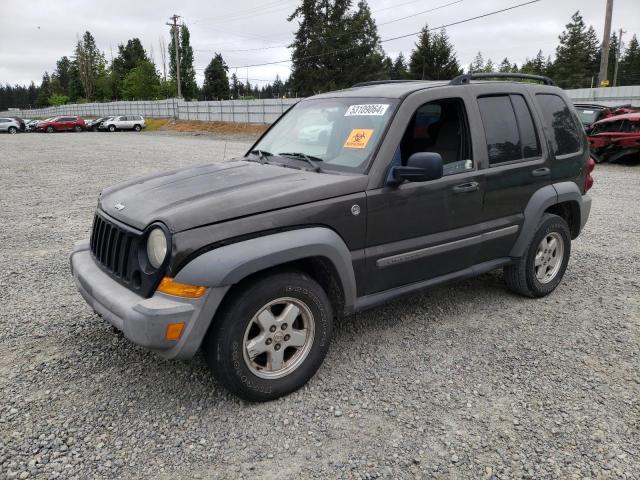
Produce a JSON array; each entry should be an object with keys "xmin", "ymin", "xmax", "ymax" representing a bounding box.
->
[
  {"xmin": 0, "ymin": 118, "xmax": 21, "ymax": 134},
  {"xmin": 103, "ymin": 115, "xmax": 146, "ymax": 132}
]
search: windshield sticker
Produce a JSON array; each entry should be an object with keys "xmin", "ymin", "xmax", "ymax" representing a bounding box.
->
[
  {"xmin": 344, "ymin": 129, "xmax": 374, "ymax": 149},
  {"xmin": 344, "ymin": 104, "xmax": 390, "ymax": 116}
]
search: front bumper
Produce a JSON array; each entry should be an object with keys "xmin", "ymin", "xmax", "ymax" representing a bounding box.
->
[{"xmin": 70, "ymin": 240, "xmax": 229, "ymax": 359}]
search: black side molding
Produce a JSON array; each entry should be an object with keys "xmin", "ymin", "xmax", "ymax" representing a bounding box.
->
[{"xmin": 449, "ymin": 72, "xmax": 556, "ymax": 86}]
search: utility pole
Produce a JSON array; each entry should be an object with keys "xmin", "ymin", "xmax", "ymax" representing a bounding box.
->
[
  {"xmin": 166, "ymin": 14, "xmax": 182, "ymax": 98},
  {"xmin": 597, "ymin": 0, "xmax": 614, "ymax": 87},
  {"xmin": 613, "ymin": 28, "xmax": 625, "ymax": 87}
]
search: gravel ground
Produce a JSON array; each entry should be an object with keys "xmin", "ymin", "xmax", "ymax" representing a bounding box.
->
[{"xmin": 0, "ymin": 131, "xmax": 638, "ymax": 480}]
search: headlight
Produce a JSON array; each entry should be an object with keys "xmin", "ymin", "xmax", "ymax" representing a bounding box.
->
[{"xmin": 147, "ymin": 228, "xmax": 167, "ymax": 268}]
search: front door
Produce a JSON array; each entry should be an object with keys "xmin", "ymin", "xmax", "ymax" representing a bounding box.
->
[{"xmin": 364, "ymin": 95, "xmax": 484, "ymax": 294}]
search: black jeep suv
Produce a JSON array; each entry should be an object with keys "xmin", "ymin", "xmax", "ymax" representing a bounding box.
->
[{"xmin": 70, "ymin": 73, "xmax": 594, "ymax": 402}]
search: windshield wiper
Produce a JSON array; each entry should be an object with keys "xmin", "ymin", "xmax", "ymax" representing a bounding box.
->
[
  {"xmin": 247, "ymin": 149, "xmax": 272, "ymax": 164},
  {"xmin": 278, "ymin": 152, "xmax": 323, "ymax": 172}
]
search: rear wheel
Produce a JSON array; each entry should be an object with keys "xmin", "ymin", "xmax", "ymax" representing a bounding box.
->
[
  {"xmin": 203, "ymin": 270, "xmax": 333, "ymax": 402},
  {"xmin": 8, "ymin": 126, "xmax": 17, "ymax": 134},
  {"xmin": 74, "ymin": 125, "xmax": 82, "ymax": 132},
  {"xmin": 504, "ymin": 213, "xmax": 571, "ymax": 297},
  {"xmin": 133, "ymin": 124, "xmax": 142, "ymax": 132},
  {"xmin": 108, "ymin": 125, "xmax": 116, "ymax": 132}
]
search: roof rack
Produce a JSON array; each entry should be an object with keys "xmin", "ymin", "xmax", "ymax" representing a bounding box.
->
[
  {"xmin": 351, "ymin": 80, "xmax": 425, "ymax": 88},
  {"xmin": 449, "ymin": 72, "xmax": 556, "ymax": 86}
]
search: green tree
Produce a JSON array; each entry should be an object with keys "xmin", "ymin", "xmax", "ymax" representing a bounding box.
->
[
  {"xmin": 620, "ymin": 34, "xmax": 640, "ymax": 86},
  {"xmin": 272, "ymin": 75, "xmax": 285, "ymax": 98},
  {"xmin": 74, "ymin": 31, "xmax": 106, "ymax": 100},
  {"xmin": 201, "ymin": 53, "xmax": 230, "ymax": 100},
  {"xmin": 112, "ymin": 38, "xmax": 149, "ymax": 97},
  {"xmin": 468, "ymin": 52, "xmax": 485, "ymax": 73},
  {"xmin": 553, "ymin": 11, "xmax": 600, "ymax": 88},
  {"xmin": 48, "ymin": 94, "xmax": 70, "ymax": 106},
  {"xmin": 51, "ymin": 56, "xmax": 72, "ymax": 96},
  {"xmin": 36, "ymin": 72, "xmax": 52, "ymax": 107},
  {"xmin": 288, "ymin": 0, "xmax": 386, "ymax": 95},
  {"xmin": 520, "ymin": 50, "xmax": 548, "ymax": 76},
  {"xmin": 121, "ymin": 60, "xmax": 160, "ymax": 99},
  {"xmin": 390, "ymin": 52, "xmax": 408, "ymax": 79},
  {"xmin": 482, "ymin": 58, "xmax": 495, "ymax": 73},
  {"xmin": 408, "ymin": 26, "xmax": 461, "ymax": 80},
  {"xmin": 168, "ymin": 24, "xmax": 198, "ymax": 99}
]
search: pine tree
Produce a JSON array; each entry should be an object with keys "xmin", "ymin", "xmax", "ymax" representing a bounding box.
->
[
  {"xmin": 620, "ymin": 34, "xmax": 640, "ymax": 86},
  {"xmin": 553, "ymin": 11, "xmax": 600, "ymax": 88},
  {"xmin": 36, "ymin": 72, "xmax": 52, "ymax": 107},
  {"xmin": 521, "ymin": 50, "xmax": 547, "ymax": 76},
  {"xmin": 168, "ymin": 24, "xmax": 198, "ymax": 99},
  {"xmin": 288, "ymin": 0, "xmax": 386, "ymax": 95},
  {"xmin": 499, "ymin": 58, "xmax": 512, "ymax": 73},
  {"xmin": 272, "ymin": 75, "xmax": 285, "ymax": 98},
  {"xmin": 74, "ymin": 31, "xmax": 106, "ymax": 100},
  {"xmin": 51, "ymin": 56, "xmax": 72, "ymax": 96},
  {"xmin": 408, "ymin": 26, "xmax": 461, "ymax": 80},
  {"xmin": 202, "ymin": 53, "xmax": 230, "ymax": 100},
  {"xmin": 483, "ymin": 58, "xmax": 495, "ymax": 73},
  {"xmin": 112, "ymin": 38, "xmax": 149, "ymax": 97},
  {"xmin": 390, "ymin": 52, "xmax": 408, "ymax": 79},
  {"xmin": 468, "ymin": 52, "xmax": 484, "ymax": 73}
]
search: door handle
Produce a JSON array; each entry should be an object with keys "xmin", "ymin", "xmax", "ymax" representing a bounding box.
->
[
  {"xmin": 532, "ymin": 167, "xmax": 550, "ymax": 177},
  {"xmin": 452, "ymin": 181, "xmax": 479, "ymax": 193}
]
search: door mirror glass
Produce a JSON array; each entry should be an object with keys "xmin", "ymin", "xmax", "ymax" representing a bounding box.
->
[{"xmin": 388, "ymin": 152, "xmax": 443, "ymax": 185}]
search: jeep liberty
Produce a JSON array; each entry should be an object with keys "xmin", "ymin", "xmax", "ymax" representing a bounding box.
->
[{"xmin": 70, "ymin": 73, "xmax": 594, "ymax": 401}]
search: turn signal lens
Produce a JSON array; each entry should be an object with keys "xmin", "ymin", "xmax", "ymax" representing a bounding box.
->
[
  {"xmin": 165, "ymin": 322, "xmax": 185, "ymax": 340},
  {"xmin": 157, "ymin": 277, "xmax": 207, "ymax": 298}
]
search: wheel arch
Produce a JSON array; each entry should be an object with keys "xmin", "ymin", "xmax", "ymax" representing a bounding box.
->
[
  {"xmin": 174, "ymin": 227, "xmax": 357, "ymax": 314},
  {"xmin": 510, "ymin": 182, "xmax": 584, "ymax": 257}
]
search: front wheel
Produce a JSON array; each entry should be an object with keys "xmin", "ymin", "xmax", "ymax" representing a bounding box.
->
[
  {"xmin": 46, "ymin": 126, "xmax": 54, "ymax": 133},
  {"xmin": 504, "ymin": 213, "xmax": 571, "ymax": 297},
  {"xmin": 8, "ymin": 126, "xmax": 17, "ymax": 134},
  {"xmin": 203, "ymin": 270, "xmax": 333, "ymax": 402}
]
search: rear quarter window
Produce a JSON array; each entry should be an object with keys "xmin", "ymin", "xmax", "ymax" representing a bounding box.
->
[{"xmin": 536, "ymin": 94, "xmax": 582, "ymax": 156}]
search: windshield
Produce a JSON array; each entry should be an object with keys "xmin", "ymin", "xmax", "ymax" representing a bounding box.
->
[
  {"xmin": 575, "ymin": 108, "xmax": 600, "ymax": 125},
  {"xmin": 251, "ymin": 97, "xmax": 398, "ymax": 171}
]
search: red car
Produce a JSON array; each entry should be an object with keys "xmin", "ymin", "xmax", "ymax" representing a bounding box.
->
[
  {"xmin": 588, "ymin": 112, "xmax": 640, "ymax": 163},
  {"xmin": 36, "ymin": 116, "xmax": 86, "ymax": 133}
]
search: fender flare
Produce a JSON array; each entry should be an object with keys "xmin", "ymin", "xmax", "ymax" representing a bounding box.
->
[
  {"xmin": 174, "ymin": 227, "xmax": 357, "ymax": 312},
  {"xmin": 510, "ymin": 182, "xmax": 583, "ymax": 257}
]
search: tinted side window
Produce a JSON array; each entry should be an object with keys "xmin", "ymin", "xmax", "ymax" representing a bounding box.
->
[
  {"xmin": 536, "ymin": 94, "xmax": 581, "ymax": 156},
  {"xmin": 477, "ymin": 96, "xmax": 521, "ymax": 164},
  {"xmin": 511, "ymin": 95, "xmax": 541, "ymax": 158}
]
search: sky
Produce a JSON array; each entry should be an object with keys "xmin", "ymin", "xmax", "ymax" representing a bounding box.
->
[{"xmin": 1, "ymin": 0, "xmax": 639, "ymax": 88}]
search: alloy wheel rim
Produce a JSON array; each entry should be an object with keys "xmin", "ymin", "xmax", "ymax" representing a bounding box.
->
[
  {"xmin": 534, "ymin": 232, "xmax": 564, "ymax": 284},
  {"xmin": 242, "ymin": 297, "xmax": 315, "ymax": 380}
]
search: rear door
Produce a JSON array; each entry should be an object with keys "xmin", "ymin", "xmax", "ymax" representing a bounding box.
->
[{"xmin": 467, "ymin": 85, "xmax": 550, "ymax": 262}]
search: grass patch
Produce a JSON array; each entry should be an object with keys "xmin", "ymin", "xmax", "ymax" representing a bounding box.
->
[
  {"xmin": 163, "ymin": 120, "xmax": 268, "ymax": 136},
  {"xmin": 144, "ymin": 117, "xmax": 172, "ymax": 132}
]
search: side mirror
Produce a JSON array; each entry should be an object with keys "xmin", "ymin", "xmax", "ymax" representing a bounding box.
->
[{"xmin": 388, "ymin": 152, "xmax": 443, "ymax": 186}]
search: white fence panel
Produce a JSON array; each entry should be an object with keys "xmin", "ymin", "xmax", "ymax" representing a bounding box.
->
[{"xmin": 565, "ymin": 85, "xmax": 640, "ymax": 107}]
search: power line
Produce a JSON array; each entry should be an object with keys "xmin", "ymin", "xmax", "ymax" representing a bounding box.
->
[
  {"xmin": 195, "ymin": 0, "xmax": 465, "ymax": 54},
  {"xmin": 228, "ymin": 0, "xmax": 541, "ymax": 69}
]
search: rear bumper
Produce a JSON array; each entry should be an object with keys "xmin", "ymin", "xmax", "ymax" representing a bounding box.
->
[
  {"xmin": 580, "ymin": 194, "xmax": 592, "ymax": 231},
  {"xmin": 70, "ymin": 240, "xmax": 229, "ymax": 359}
]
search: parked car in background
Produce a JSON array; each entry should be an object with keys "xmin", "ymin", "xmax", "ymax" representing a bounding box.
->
[
  {"xmin": 85, "ymin": 117, "xmax": 111, "ymax": 132},
  {"xmin": 26, "ymin": 120, "xmax": 39, "ymax": 132},
  {"xmin": 97, "ymin": 117, "xmax": 115, "ymax": 131},
  {"xmin": 8, "ymin": 117, "xmax": 26, "ymax": 132},
  {"xmin": 588, "ymin": 111, "xmax": 640, "ymax": 163},
  {"xmin": 102, "ymin": 115, "xmax": 146, "ymax": 132},
  {"xmin": 0, "ymin": 117, "xmax": 22, "ymax": 134},
  {"xmin": 36, "ymin": 116, "xmax": 86, "ymax": 133}
]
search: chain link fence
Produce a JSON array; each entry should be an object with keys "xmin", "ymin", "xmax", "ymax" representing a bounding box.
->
[
  {"xmin": 0, "ymin": 98, "xmax": 300, "ymax": 124},
  {"xmin": 1, "ymin": 87, "xmax": 638, "ymax": 123}
]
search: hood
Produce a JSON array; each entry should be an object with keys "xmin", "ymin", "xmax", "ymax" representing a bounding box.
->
[{"xmin": 99, "ymin": 160, "xmax": 368, "ymax": 232}]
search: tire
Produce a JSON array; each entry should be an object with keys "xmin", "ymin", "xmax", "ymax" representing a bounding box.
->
[
  {"xmin": 8, "ymin": 126, "xmax": 17, "ymax": 134},
  {"xmin": 133, "ymin": 124, "xmax": 141, "ymax": 132},
  {"xmin": 203, "ymin": 270, "xmax": 333, "ymax": 402},
  {"xmin": 46, "ymin": 126, "xmax": 54, "ymax": 133},
  {"xmin": 108, "ymin": 125, "xmax": 116, "ymax": 132},
  {"xmin": 504, "ymin": 213, "xmax": 571, "ymax": 298},
  {"xmin": 74, "ymin": 125, "xmax": 82, "ymax": 132}
]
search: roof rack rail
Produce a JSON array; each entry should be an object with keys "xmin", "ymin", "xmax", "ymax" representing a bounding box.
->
[
  {"xmin": 449, "ymin": 72, "xmax": 556, "ymax": 86},
  {"xmin": 351, "ymin": 80, "xmax": 422, "ymax": 88}
]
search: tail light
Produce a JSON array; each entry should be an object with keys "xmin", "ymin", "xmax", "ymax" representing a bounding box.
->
[{"xmin": 584, "ymin": 156, "xmax": 596, "ymax": 193}]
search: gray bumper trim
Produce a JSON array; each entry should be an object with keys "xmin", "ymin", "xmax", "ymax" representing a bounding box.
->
[
  {"xmin": 580, "ymin": 194, "xmax": 592, "ymax": 231},
  {"xmin": 70, "ymin": 240, "xmax": 228, "ymax": 359}
]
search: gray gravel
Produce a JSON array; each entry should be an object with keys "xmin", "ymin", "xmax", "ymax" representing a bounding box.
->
[{"xmin": 1, "ymin": 131, "xmax": 639, "ymax": 479}]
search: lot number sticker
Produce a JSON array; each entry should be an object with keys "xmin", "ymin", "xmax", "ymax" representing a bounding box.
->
[
  {"xmin": 344, "ymin": 129, "xmax": 374, "ymax": 149},
  {"xmin": 344, "ymin": 104, "xmax": 389, "ymax": 116}
]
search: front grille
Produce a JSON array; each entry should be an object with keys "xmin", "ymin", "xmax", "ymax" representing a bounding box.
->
[{"xmin": 90, "ymin": 213, "xmax": 138, "ymax": 282}]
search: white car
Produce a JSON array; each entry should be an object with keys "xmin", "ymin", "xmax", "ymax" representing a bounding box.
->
[
  {"xmin": 0, "ymin": 118, "xmax": 21, "ymax": 134},
  {"xmin": 103, "ymin": 115, "xmax": 146, "ymax": 132}
]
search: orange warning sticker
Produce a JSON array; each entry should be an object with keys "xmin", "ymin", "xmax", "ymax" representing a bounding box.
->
[{"xmin": 344, "ymin": 129, "xmax": 374, "ymax": 149}]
